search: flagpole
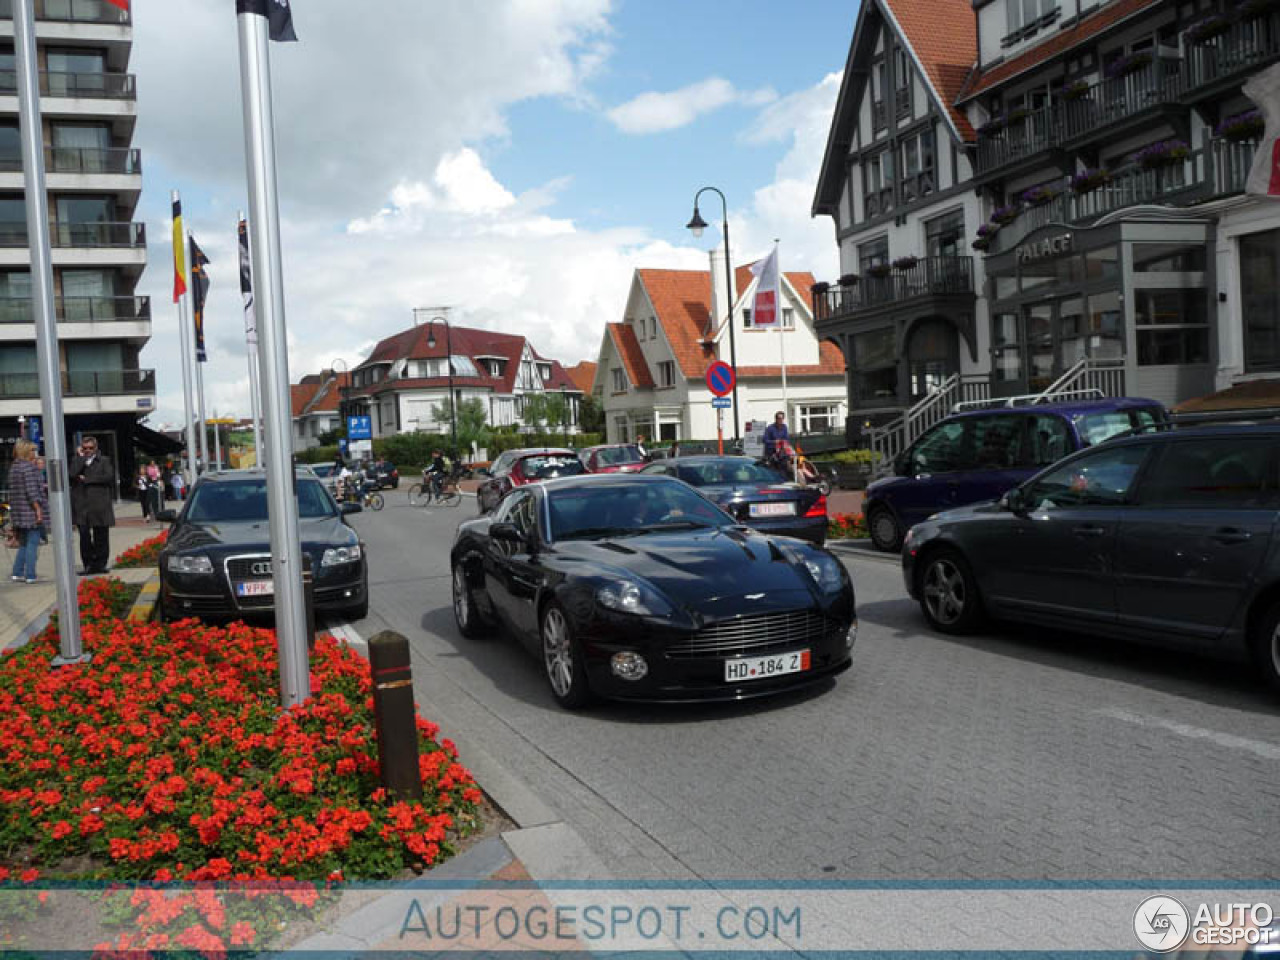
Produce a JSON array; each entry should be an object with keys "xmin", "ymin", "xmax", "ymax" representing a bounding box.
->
[
  {"xmin": 15, "ymin": 0, "xmax": 83, "ymax": 665},
  {"xmin": 188, "ymin": 228, "xmax": 210, "ymax": 474},
  {"xmin": 237, "ymin": 3, "xmax": 310, "ymax": 707},
  {"xmin": 213, "ymin": 416, "xmax": 222, "ymax": 469},
  {"xmin": 774, "ymin": 241, "xmax": 791, "ymax": 480},
  {"xmin": 172, "ymin": 191, "xmax": 198, "ymax": 487}
]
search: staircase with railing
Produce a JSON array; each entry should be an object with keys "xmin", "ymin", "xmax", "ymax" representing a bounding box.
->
[
  {"xmin": 1036, "ymin": 357, "xmax": 1126, "ymax": 401},
  {"xmin": 867, "ymin": 374, "xmax": 959, "ymax": 468}
]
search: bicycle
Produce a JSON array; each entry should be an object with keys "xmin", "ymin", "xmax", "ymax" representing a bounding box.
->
[
  {"xmin": 408, "ymin": 471, "xmax": 463, "ymax": 507},
  {"xmin": 360, "ymin": 485, "xmax": 385, "ymax": 511}
]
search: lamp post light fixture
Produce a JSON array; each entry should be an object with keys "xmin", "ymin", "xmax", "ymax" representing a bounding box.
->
[
  {"xmin": 416, "ymin": 309, "xmax": 457, "ymax": 456},
  {"xmin": 686, "ymin": 186, "xmax": 740, "ymax": 441}
]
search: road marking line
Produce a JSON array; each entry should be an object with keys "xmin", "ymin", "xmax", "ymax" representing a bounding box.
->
[
  {"xmin": 326, "ymin": 620, "xmax": 366, "ymax": 649},
  {"xmin": 1094, "ymin": 706, "xmax": 1280, "ymax": 760}
]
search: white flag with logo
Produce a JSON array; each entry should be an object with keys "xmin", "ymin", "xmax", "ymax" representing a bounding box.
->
[
  {"xmin": 749, "ymin": 246, "xmax": 781, "ymax": 328},
  {"xmin": 1244, "ymin": 62, "xmax": 1280, "ymax": 198}
]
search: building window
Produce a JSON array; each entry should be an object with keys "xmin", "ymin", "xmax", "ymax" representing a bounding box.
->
[
  {"xmin": 1004, "ymin": 0, "xmax": 1059, "ymax": 45},
  {"xmin": 852, "ymin": 326, "xmax": 897, "ymax": 406},
  {"xmin": 798, "ymin": 404, "xmax": 839, "ymax": 433},
  {"xmin": 657, "ymin": 361, "xmax": 674, "ymax": 387},
  {"xmin": 744, "ymin": 307, "xmax": 795, "ymax": 330},
  {"xmin": 611, "ymin": 367, "xmax": 627, "ymax": 393},
  {"xmin": 1135, "ymin": 289, "xmax": 1210, "ymax": 365},
  {"xmin": 1242, "ymin": 228, "xmax": 1280, "ymax": 371},
  {"xmin": 992, "ymin": 312, "xmax": 1022, "ymax": 383},
  {"xmin": 859, "ymin": 236, "xmax": 889, "ymax": 275},
  {"xmin": 924, "ymin": 209, "xmax": 965, "ymax": 258},
  {"xmin": 1133, "ymin": 243, "xmax": 1207, "ymax": 273},
  {"xmin": 650, "ymin": 317, "xmax": 658, "ymax": 339},
  {"xmin": 871, "ymin": 60, "xmax": 886, "ymax": 131},
  {"xmin": 613, "ymin": 416, "xmax": 630, "ymax": 442}
]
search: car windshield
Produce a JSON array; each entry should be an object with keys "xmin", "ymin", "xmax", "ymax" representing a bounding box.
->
[
  {"xmin": 597, "ymin": 445, "xmax": 643, "ymax": 465},
  {"xmin": 676, "ymin": 460, "xmax": 786, "ymax": 486},
  {"xmin": 548, "ymin": 481, "xmax": 733, "ymax": 540},
  {"xmin": 185, "ymin": 477, "xmax": 336, "ymax": 523},
  {"xmin": 520, "ymin": 455, "xmax": 579, "ymax": 477}
]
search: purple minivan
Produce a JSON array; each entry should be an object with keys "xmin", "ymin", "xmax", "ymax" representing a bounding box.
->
[{"xmin": 865, "ymin": 398, "xmax": 1168, "ymax": 551}]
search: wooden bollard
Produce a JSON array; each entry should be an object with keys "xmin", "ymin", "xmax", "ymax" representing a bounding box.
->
[{"xmin": 367, "ymin": 630, "xmax": 423, "ymax": 800}]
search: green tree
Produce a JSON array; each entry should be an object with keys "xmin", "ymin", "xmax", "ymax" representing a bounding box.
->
[
  {"xmin": 578, "ymin": 393, "xmax": 604, "ymax": 433},
  {"xmin": 520, "ymin": 393, "xmax": 570, "ymax": 432},
  {"xmin": 428, "ymin": 396, "xmax": 492, "ymax": 458}
]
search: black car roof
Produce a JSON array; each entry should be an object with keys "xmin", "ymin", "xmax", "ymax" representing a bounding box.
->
[{"xmin": 196, "ymin": 468, "xmax": 319, "ymax": 483}]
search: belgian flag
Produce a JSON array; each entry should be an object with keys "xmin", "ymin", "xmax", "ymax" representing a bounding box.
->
[
  {"xmin": 235, "ymin": 0, "xmax": 297, "ymax": 41},
  {"xmin": 172, "ymin": 198, "xmax": 186, "ymax": 303}
]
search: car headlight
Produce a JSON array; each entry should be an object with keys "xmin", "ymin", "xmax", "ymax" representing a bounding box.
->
[
  {"xmin": 322, "ymin": 544, "xmax": 362, "ymax": 567},
  {"xmin": 596, "ymin": 579, "xmax": 672, "ymax": 617},
  {"xmin": 166, "ymin": 554, "xmax": 213, "ymax": 575},
  {"xmin": 781, "ymin": 544, "xmax": 844, "ymax": 594}
]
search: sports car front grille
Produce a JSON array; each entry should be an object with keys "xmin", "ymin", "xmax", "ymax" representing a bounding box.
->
[{"xmin": 667, "ymin": 609, "xmax": 835, "ymax": 659}]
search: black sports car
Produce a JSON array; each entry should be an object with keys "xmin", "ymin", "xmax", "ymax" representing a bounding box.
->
[
  {"xmin": 450, "ymin": 474, "xmax": 856, "ymax": 707},
  {"xmin": 640, "ymin": 456, "xmax": 828, "ymax": 544},
  {"xmin": 157, "ymin": 469, "xmax": 369, "ymax": 622}
]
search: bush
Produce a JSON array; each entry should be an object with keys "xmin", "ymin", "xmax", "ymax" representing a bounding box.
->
[
  {"xmin": 828, "ymin": 512, "xmax": 869, "ymax": 539},
  {"xmin": 114, "ymin": 530, "xmax": 167, "ymax": 569},
  {"xmin": 831, "ymin": 448, "xmax": 880, "ymax": 464}
]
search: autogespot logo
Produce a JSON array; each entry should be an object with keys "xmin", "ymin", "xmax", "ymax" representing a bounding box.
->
[{"xmin": 1134, "ymin": 895, "xmax": 1190, "ymax": 952}]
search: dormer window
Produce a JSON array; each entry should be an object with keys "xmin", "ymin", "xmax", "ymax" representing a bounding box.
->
[{"xmin": 1003, "ymin": 0, "xmax": 1060, "ymax": 47}]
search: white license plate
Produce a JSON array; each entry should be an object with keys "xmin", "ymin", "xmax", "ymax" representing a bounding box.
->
[
  {"xmin": 725, "ymin": 649, "xmax": 811, "ymax": 682},
  {"xmin": 749, "ymin": 501, "xmax": 796, "ymax": 518},
  {"xmin": 235, "ymin": 580, "xmax": 274, "ymax": 597}
]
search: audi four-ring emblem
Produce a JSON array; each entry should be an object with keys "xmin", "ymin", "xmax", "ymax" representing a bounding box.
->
[{"xmin": 250, "ymin": 561, "xmax": 272, "ymax": 576}]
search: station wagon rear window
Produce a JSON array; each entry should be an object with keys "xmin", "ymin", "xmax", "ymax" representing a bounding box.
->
[{"xmin": 1074, "ymin": 407, "xmax": 1164, "ymax": 446}]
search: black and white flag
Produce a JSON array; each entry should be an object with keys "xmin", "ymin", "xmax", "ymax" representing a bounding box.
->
[
  {"xmin": 238, "ymin": 218, "xmax": 257, "ymax": 347},
  {"xmin": 235, "ymin": 0, "xmax": 297, "ymax": 42}
]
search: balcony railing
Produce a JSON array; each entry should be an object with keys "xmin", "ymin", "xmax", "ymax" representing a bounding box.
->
[
  {"xmin": 0, "ymin": 69, "xmax": 136, "ymax": 99},
  {"xmin": 0, "ymin": 146, "xmax": 140, "ymax": 175},
  {"xmin": 0, "ymin": 220, "xmax": 146, "ymax": 248},
  {"xmin": 0, "ymin": 0, "xmax": 131, "ymax": 22},
  {"xmin": 989, "ymin": 139, "xmax": 1254, "ymax": 252},
  {"xmin": 0, "ymin": 368, "xmax": 153, "ymax": 398},
  {"xmin": 813, "ymin": 256, "xmax": 975, "ymax": 323},
  {"xmin": 975, "ymin": 13, "xmax": 1280, "ymax": 177},
  {"xmin": 0, "ymin": 294, "xmax": 149, "ymax": 324}
]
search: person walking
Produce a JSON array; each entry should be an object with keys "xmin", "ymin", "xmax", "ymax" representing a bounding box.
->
[
  {"xmin": 134, "ymin": 465, "xmax": 152, "ymax": 521},
  {"xmin": 171, "ymin": 468, "xmax": 185, "ymax": 502},
  {"xmin": 69, "ymin": 436, "xmax": 115, "ymax": 574},
  {"xmin": 8, "ymin": 440, "xmax": 46, "ymax": 583},
  {"xmin": 146, "ymin": 460, "xmax": 163, "ymax": 513}
]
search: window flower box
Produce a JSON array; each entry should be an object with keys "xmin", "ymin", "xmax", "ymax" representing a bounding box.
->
[
  {"xmin": 1056, "ymin": 78, "xmax": 1091, "ymax": 101},
  {"xmin": 810, "ymin": 281, "xmax": 830, "ymax": 295},
  {"xmin": 1070, "ymin": 167, "xmax": 1110, "ymax": 194},
  {"xmin": 990, "ymin": 203, "xmax": 1021, "ymax": 225},
  {"xmin": 1184, "ymin": 13, "xmax": 1232, "ymax": 42},
  {"xmin": 838, "ymin": 273, "xmax": 859, "ymax": 287},
  {"xmin": 978, "ymin": 114, "xmax": 1005, "ymax": 136},
  {"xmin": 891, "ymin": 255, "xmax": 919, "ymax": 271},
  {"xmin": 1216, "ymin": 109, "xmax": 1264, "ymax": 142},
  {"xmin": 865, "ymin": 263, "xmax": 893, "ymax": 279},
  {"xmin": 1132, "ymin": 138, "xmax": 1190, "ymax": 170},
  {"xmin": 972, "ymin": 235, "xmax": 993, "ymax": 252},
  {"xmin": 1105, "ymin": 50, "xmax": 1153, "ymax": 79},
  {"xmin": 1020, "ymin": 183, "xmax": 1060, "ymax": 207}
]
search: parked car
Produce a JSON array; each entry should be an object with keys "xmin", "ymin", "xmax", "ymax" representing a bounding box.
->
[
  {"xmin": 902, "ymin": 425, "xmax": 1280, "ymax": 692},
  {"xmin": 640, "ymin": 455, "xmax": 827, "ymax": 544},
  {"xmin": 450, "ymin": 474, "xmax": 855, "ymax": 707},
  {"xmin": 865, "ymin": 397, "xmax": 1168, "ymax": 552},
  {"xmin": 157, "ymin": 468, "xmax": 368, "ymax": 622},
  {"xmin": 475, "ymin": 447, "xmax": 584, "ymax": 513},
  {"xmin": 371, "ymin": 460, "xmax": 399, "ymax": 489},
  {"xmin": 580, "ymin": 443, "xmax": 647, "ymax": 474}
]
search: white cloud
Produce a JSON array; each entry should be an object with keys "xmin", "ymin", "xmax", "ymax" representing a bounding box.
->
[{"xmin": 606, "ymin": 77, "xmax": 776, "ymax": 134}]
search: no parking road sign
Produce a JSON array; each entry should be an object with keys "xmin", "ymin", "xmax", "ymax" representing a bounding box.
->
[{"xmin": 706, "ymin": 361, "xmax": 735, "ymax": 397}]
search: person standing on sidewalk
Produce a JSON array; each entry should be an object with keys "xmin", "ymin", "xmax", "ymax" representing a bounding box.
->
[
  {"xmin": 69, "ymin": 436, "xmax": 115, "ymax": 574},
  {"xmin": 8, "ymin": 440, "xmax": 46, "ymax": 583}
]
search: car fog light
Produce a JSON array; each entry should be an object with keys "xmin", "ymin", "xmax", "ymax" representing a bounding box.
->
[
  {"xmin": 846, "ymin": 621, "xmax": 858, "ymax": 649},
  {"xmin": 611, "ymin": 651, "xmax": 648, "ymax": 680}
]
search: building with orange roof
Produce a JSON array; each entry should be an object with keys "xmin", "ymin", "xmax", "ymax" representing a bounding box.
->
[
  {"xmin": 812, "ymin": 0, "xmax": 1280, "ymax": 456},
  {"xmin": 593, "ymin": 249, "xmax": 846, "ymax": 445},
  {"xmin": 292, "ymin": 370, "xmax": 351, "ymax": 450}
]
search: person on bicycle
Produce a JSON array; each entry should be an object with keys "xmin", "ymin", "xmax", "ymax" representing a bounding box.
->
[{"xmin": 424, "ymin": 449, "xmax": 449, "ymax": 498}]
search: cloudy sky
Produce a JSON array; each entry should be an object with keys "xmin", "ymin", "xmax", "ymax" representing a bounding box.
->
[{"xmin": 130, "ymin": 0, "xmax": 854, "ymax": 427}]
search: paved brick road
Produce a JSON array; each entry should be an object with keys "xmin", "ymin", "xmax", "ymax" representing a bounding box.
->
[{"xmin": 345, "ymin": 495, "xmax": 1280, "ymax": 882}]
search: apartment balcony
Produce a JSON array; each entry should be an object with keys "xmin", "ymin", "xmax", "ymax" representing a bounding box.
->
[
  {"xmin": 974, "ymin": 12, "xmax": 1280, "ymax": 179},
  {"xmin": 987, "ymin": 139, "xmax": 1254, "ymax": 253},
  {"xmin": 0, "ymin": 1, "xmax": 131, "ymax": 54},
  {"xmin": 813, "ymin": 256, "xmax": 975, "ymax": 325},
  {"xmin": 0, "ymin": 0, "xmax": 131, "ymax": 23},
  {"xmin": 0, "ymin": 146, "xmax": 141, "ymax": 197},
  {"xmin": 0, "ymin": 294, "xmax": 149, "ymax": 342},
  {"xmin": 0, "ymin": 367, "xmax": 153, "ymax": 416},
  {"xmin": 0, "ymin": 220, "xmax": 146, "ymax": 271}
]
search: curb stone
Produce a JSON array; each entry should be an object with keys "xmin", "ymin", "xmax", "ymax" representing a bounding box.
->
[{"xmin": 127, "ymin": 570, "xmax": 161, "ymax": 622}]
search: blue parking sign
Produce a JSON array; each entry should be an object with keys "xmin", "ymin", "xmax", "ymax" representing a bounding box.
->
[
  {"xmin": 338, "ymin": 438, "xmax": 348, "ymax": 455},
  {"xmin": 27, "ymin": 416, "xmax": 41, "ymax": 444},
  {"xmin": 347, "ymin": 415, "xmax": 372, "ymax": 440}
]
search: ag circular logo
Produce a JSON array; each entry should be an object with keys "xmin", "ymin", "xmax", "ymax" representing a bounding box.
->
[{"xmin": 1134, "ymin": 895, "xmax": 1190, "ymax": 952}]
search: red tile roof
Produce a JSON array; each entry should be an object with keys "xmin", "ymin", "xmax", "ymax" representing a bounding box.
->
[
  {"xmin": 737, "ymin": 348, "xmax": 846, "ymax": 379},
  {"xmin": 290, "ymin": 382, "xmax": 319, "ymax": 418},
  {"xmin": 565, "ymin": 361, "xmax": 598, "ymax": 394},
  {"xmin": 883, "ymin": 0, "xmax": 978, "ymax": 141},
  {"xmin": 957, "ymin": 0, "xmax": 1159, "ymax": 101},
  {"xmin": 606, "ymin": 322, "xmax": 655, "ymax": 388},
  {"xmin": 303, "ymin": 372, "xmax": 352, "ymax": 414}
]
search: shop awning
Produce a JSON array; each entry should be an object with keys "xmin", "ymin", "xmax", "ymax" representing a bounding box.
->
[{"xmin": 133, "ymin": 423, "xmax": 184, "ymax": 457}]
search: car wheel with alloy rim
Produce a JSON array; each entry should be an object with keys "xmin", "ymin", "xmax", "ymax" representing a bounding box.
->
[
  {"xmin": 452, "ymin": 562, "xmax": 489, "ymax": 638},
  {"xmin": 1250, "ymin": 601, "xmax": 1280, "ymax": 694},
  {"xmin": 541, "ymin": 602, "xmax": 592, "ymax": 709},
  {"xmin": 918, "ymin": 548, "xmax": 984, "ymax": 634},
  {"xmin": 868, "ymin": 505, "xmax": 903, "ymax": 552}
]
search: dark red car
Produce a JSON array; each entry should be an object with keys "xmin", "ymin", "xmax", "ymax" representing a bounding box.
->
[
  {"xmin": 579, "ymin": 443, "xmax": 647, "ymax": 474},
  {"xmin": 476, "ymin": 447, "xmax": 584, "ymax": 513}
]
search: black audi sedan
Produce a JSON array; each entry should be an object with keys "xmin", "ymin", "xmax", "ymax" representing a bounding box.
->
[
  {"xmin": 157, "ymin": 469, "xmax": 368, "ymax": 622},
  {"xmin": 450, "ymin": 474, "xmax": 856, "ymax": 708},
  {"xmin": 639, "ymin": 456, "xmax": 827, "ymax": 544}
]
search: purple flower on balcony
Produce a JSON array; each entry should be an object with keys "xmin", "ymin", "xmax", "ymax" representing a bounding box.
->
[
  {"xmin": 837, "ymin": 273, "xmax": 859, "ymax": 287},
  {"xmin": 1215, "ymin": 109, "xmax": 1265, "ymax": 142},
  {"xmin": 1131, "ymin": 138, "xmax": 1191, "ymax": 170},
  {"xmin": 891, "ymin": 255, "xmax": 920, "ymax": 271},
  {"xmin": 972, "ymin": 235, "xmax": 993, "ymax": 252},
  {"xmin": 1070, "ymin": 167, "xmax": 1111, "ymax": 194},
  {"xmin": 1184, "ymin": 13, "xmax": 1232, "ymax": 43},
  {"xmin": 976, "ymin": 222, "xmax": 1000, "ymax": 238},
  {"xmin": 990, "ymin": 203, "xmax": 1021, "ymax": 225},
  {"xmin": 978, "ymin": 114, "xmax": 1005, "ymax": 136},
  {"xmin": 1020, "ymin": 183, "xmax": 1061, "ymax": 207},
  {"xmin": 865, "ymin": 263, "xmax": 893, "ymax": 279},
  {"xmin": 1104, "ymin": 50, "xmax": 1153, "ymax": 79}
]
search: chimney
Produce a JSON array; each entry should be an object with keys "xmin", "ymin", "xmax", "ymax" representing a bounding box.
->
[{"xmin": 707, "ymin": 240, "xmax": 737, "ymax": 334}]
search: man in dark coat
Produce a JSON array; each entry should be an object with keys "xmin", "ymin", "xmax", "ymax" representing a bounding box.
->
[{"xmin": 69, "ymin": 436, "xmax": 115, "ymax": 574}]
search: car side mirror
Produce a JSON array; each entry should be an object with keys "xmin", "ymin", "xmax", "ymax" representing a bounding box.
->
[
  {"xmin": 490, "ymin": 522, "xmax": 521, "ymax": 542},
  {"xmin": 894, "ymin": 453, "xmax": 911, "ymax": 477},
  {"xmin": 341, "ymin": 501, "xmax": 363, "ymax": 514},
  {"xmin": 156, "ymin": 509, "xmax": 177, "ymax": 523},
  {"xmin": 1001, "ymin": 488, "xmax": 1027, "ymax": 514}
]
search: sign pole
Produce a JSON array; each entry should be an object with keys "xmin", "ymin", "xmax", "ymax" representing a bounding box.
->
[
  {"xmin": 717, "ymin": 408, "xmax": 724, "ymax": 456},
  {"xmin": 15, "ymin": 0, "xmax": 83, "ymax": 665},
  {"xmin": 237, "ymin": 5, "xmax": 310, "ymax": 708}
]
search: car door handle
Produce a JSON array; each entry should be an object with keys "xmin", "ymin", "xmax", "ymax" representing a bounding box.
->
[
  {"xmin": 1211, "ymin": 528, "xmax": 1253, "ymax": 544},
  {"xmin": 1073, "ymin": 524, "xmax": 1107, "ymax": 537}
]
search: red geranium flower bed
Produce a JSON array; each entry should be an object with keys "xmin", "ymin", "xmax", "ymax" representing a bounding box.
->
[
  {"xmin": 0, "ymin": 578, "xmax": 481, "ymax": 887},
  {"xmin": 828, "ymin": 512, "xmax": 868, "ymax": 539},
  {"xmin": 114, "ymin": 530, "xmax": 168, "ymax": 569}
]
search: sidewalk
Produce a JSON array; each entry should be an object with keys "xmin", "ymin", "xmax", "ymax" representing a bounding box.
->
[{"xmin": 0, "ymin": 499, "xmax": 162, "ymax": 650}]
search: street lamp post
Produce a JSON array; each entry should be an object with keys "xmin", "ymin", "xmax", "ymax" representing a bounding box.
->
[
  {"xmin": 561, "ymin": 387, "xmax": 569, "ymax": 444},
  {"xmin": 415, "ymin": 309, "xmax": 457, "ymax": 456},
  {"xmin": 331, "ymin": 358, "xmax": 348, "ymax": 450},
  {"xmin": 686, "ymin": 186, "xmax": 741, "ymax": 442}
]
